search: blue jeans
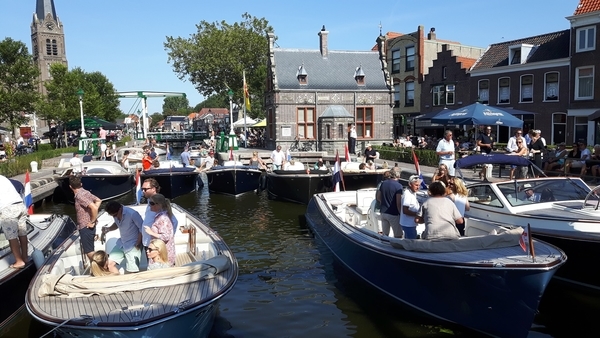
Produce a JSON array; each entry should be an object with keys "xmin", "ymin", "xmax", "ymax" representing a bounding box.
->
[{"xmin": 402, "ymin": 226, "xmax": 417, "ymax": 239}]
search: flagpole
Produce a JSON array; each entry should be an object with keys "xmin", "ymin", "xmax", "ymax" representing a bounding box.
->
[{"xmin": 243, "ymin": 70, "xmax": 247, "ymax": 148}]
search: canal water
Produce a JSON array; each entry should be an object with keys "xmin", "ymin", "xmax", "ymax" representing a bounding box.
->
[{"xmin": 3, "ymin": 182, "xmax": 598, "ymax": 337}]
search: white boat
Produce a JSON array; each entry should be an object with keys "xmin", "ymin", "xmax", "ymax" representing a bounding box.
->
[
  {"xmin": 1, "ymin": 214, "xmax": 76, "ymax": 325},
  {"xmin": 305, "ymin": 189, "xmax": 566, "ymax": 337},
  {"xmin": 455, "ymin": 154, "xmax": 600, "ymax": 291},
  {"xmin": 25, "ymin": 204, "xmax": 238, "ymax": 338}
]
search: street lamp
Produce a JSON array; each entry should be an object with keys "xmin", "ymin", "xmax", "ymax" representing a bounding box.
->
[
  {"xmin": 228, "ymin": 89, "xmax": 234, "ymax": 134},
  {"xmin": 77, "ymin": 89, "xmax": 86, "ymax": 139}
]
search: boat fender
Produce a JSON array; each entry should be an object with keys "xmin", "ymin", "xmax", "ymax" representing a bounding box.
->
[
  {"xmin": 32, "ymin": 247, "xmax": 45, "ymax": 269},
  {"xmin": 259, "ymin": 174, "xmax": 267, "ymax": 191}
]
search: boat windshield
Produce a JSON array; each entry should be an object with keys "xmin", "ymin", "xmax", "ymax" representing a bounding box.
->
[{"xmin": 495, "ymin": 178, "xmax": 593, "ymax": 207}]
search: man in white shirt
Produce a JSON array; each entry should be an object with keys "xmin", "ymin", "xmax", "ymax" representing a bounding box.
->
[
  {"xmin": 69, "ymin": 152, "xmax": 82, "ymax": 171},
  {"xmin": 271, "ymin": 145, "xmax": 285, "ymax": 170},
  {"xmin": 436, "ymin": 130, "xmax": 456, "ymax": 176},
  {"xmin": 102, "ymin": 201, "xmax": 143, "ymax": 273},
  {"xmin": 0, "ymin": 175, "xmax": 29, "ymax": 269}
]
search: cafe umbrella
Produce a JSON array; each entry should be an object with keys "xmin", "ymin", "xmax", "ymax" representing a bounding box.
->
[
  {"xmin": 431, "ymin": 103, "xmax": 524, "ymax": 128},
  {"xmin": 64, "ymin": 117, "xmax": 121, "ymax": 131}
]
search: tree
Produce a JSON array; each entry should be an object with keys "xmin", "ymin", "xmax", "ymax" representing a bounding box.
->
[
  {"xmin": 164, "ymin": 13, "xmax": 272, "ymax": 119},
  {"xmin": 39, "ymin": 65, "xmax": 121, "ymax": 124},
  {"xmin": 0, "ymin": 38, "xmax": 41, "ymax": 137},
  {"xmin": 194, "ymin": 93, "xmax": 228, "ymax": 111},
  {"xmin": 150, "ymin": 113, "xmax": 164, "ymax": 127},
  {"xmin": 162, "ymin": 96, "xmax": 190, "ymax": 116}
]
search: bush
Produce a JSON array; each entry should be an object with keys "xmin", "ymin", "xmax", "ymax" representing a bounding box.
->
[
  {"xmin": 374, "ymin": 145, "xmax": 441, "ymax": 167},
  {"xmin": 0, "ymin": 146, "xmax": 77, "ymax": 177},
  {"xmin": 37, "ymin": 143, "xmax": 54, "ymax": 151}
]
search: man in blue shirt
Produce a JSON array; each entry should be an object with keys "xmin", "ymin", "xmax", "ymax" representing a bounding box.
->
[
  {"xmin": 102, "ymin": 201, "xmax": 143, "ymax": 273},
  {"xmin": 180, "ymin": 147, "xmax": 191, "ymax": 166},
  {"xmin": 376, "ymin": 169, "xmax": 404, "ymax": 238}
]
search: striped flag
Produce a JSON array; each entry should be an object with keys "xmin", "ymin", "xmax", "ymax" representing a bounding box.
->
[
  {"xmin": 519, "ymin": 226, "xmax": 528, "ymax": 252},
  {"xmin": 135, "ymin": 169, "xmax": 143, "ymax": 205},
  {"xmin": 243, "ymin": 70, "xmax": 251, "ymax": 111},
  {"xmin": 332, "ymin": 150, "xmax": 345, "ymax": 192},
  {"xmin": 24, "ymin": 170, "xmax": 33, "ymax": 215},
  {"xmin": 411, "ymin": 149, "xmax": 428, "ymax": 190}
]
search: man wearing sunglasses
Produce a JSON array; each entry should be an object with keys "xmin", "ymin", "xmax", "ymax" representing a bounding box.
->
[
  {"xmin": 140, "ymin": 178, "xmax": 178, "ymax": 248},
  {"xmin": 102, "ymin": 201, "xmax": 143, "ymax": 273}
]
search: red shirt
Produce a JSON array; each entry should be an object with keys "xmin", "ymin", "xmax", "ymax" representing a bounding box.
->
[{"xmin": 142, "ymin": 155, "xmax": 152, "ymax": 170}]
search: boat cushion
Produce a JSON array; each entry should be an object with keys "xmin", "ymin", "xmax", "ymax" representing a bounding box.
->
[{"xmin": 389, "ymin": 228, "xmax": 522, "ymax": 252}]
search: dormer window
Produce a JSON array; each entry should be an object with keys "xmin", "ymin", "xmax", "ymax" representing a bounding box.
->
[
  {"xmin": 296, "ymin": 64, "xmax": 308, "ymax": 85},
  {"xmin": 354, "ymin": 65, "xmax": 365, "ymax": 85},
  {"xmin": 509, "ymin": 44, "xmax": 534, "ymax": 65}
]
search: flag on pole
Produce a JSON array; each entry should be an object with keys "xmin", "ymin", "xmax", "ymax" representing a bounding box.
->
[
  {"xmin": 332, "ymin": 150, "xmax": 345, "ymax": 192},
  {"xmin": 527, "ymin": 223, "xmax": 536, "ymax": 262},
  {"xmin": 411, "ymin": 149, "xmax": 428, "ymax": 190},
  {"xmin": 135, "ymin": 169, "xmax": 143, "ymax": 205},
  {"xmin": 24, "ymin": 170, "xmax": 33, "ymax": 215},
  {"xmin": 344, "ymin": 144, "xmax": 351, "ymax": 163},
  {"xmin": 519, "ymin": 225, "xmax": 529, "ymax": 253},
  {"xmin": 243, "ymin": 70, "xmax": 251, "ymax": 111}
]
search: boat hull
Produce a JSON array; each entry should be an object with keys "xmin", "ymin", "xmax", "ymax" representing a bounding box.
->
[
  {"xmin": 205, "ymin": 167, "xmax": 263, "ymax": 195},
  {"xmin": 0, "ymin": 215, "xmax": 76, "ymax": 325},
  {"xmin": 56, "ymin": 174, "xmax": 133, "ymax": 203},
  {"xmin": 305, "ymin": 195, "xmax": 562, "ymax": 338},
  {"xmin": 141, "ymin": 168, "xmax": 200, "ymax": 199},
  {"xmin": 267, "ymin": 170, "xmax": 332, "ymax": 204}
]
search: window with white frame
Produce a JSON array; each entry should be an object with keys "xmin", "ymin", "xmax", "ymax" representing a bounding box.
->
[
  {"xmin": 405, "ymin": 81, "xmax": 414, "ymax": 106},
  {"xmin": 392, "ymin": 49, "xmax": 400, "ymax": 73},
  {"xmin": 576, "ymin": 26, "xmax": 596, "ymax": 52},
  {"xmin": 478, "ymin": 80, "xmax": 489, "ymax": 104},
  {"xmin": 406, "ymin": 46, "xmax": 415, "ymax": 70},
  {"xmin": 498, "ymin": 78, "xmax": 510, "ymax": 104},
  {"xmin": 575, "ymin": 66, "xmax": 594, "ymax": 100},
  {"xmin": 520, "ymin": 75, "xmax": 533, "ymax": 102},
  {"xmin": 433, "ymin": 85, "xmax": 444, "ymax": 106},
  {"xmin": 446, "ymin": 84, "xmax": 455, "ymax": 105},
  {"xmin": 297, "ymin": 107, "xmax": 315, "ymax": 139},
  {"xmin": 544, "ymin": 72, "xmax": 559, "ymax": 101}
]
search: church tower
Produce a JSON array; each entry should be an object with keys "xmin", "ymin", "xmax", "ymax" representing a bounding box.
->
[{"xmin": 31, "ymin": 0, "xmax": 68, "ymax": 95}]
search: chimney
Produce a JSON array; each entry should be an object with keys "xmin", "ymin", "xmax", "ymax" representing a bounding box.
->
[
  {"xmin": 428, "ymin": 27, "xmax": 436, "ymax": 40},
  {"xmin": 318, "ymin": 25, "xmax": 328, "ymax": 58}
]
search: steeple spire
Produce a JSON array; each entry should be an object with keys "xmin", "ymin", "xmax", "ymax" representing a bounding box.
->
[{"xmin": 36, "ymin": 0, "xmax": 57, "ymax": 21}]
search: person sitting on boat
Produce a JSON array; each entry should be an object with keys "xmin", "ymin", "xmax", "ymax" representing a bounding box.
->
[
  {"xmin": 431, "ymin": 164, "xmax": 450, "ymax": 186},
  {"xmin": 146, "ymin": 239, "xmax": 171, "ymax": 270},
  {"xmin": 563, "ymin": 141, "xmax": 590, "ymax": 178},
  {"xmin": 90, "ymin": 250, "xmax": 120, "ymax": 276},
  {"xmin": 521, "ymin": 186, "xmax": 541, "ymax": 202},
  {"xmin": 143, "ymin": 193, "xmax": 176, "ymax": 266},
  {"xmin": 313, "ymin": 158, "xmax": 327, "ymax": 170},
  {"xmin": 358, "ymin": 163, "xmax": 367, "ymax": 170},
  {"xmin": 82, "ymin": 150, "xmax": 93, "ymax": 163},
  {"xmin": 142, "ymin": 146, "xmax": 153, "ymax": 171},
  {"xmin": 249, "ymin": 151, "xmax": 267, "ymax": 170},
  {"xmin": 400, "ymin": 175, "xmax": 422, "ymax": 239},
  {"xmin": 102, "ymin": 201, "xmax": 143, "ymax": 273},
  {"xmin": 121, "ymin": 150, "xmax": 130, "ymax": 170},
  {"xmin": 151, "ymin": 159, "xmax": 161, "ymax": 169},
  {"xmin": 415, "ymin": 182, "xmax": 463, "ymax": 240},
  {"xmin": 365, "ymin": 160, "xmax": 375, "ymax": 171}
]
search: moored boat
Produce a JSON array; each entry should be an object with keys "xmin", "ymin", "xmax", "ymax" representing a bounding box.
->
[
  {"xmin": 25, "ymin": 203, "xmax": 238, "ymax": 338},
  {"xmin": 54, "ymin": 161, "xmax": 133, "ymax": 203},
  {"xmin": 205, "ymin": 161, "xmax": 264, "ymax": 196},
  {"xmin": 141, "ymin": 164, "xmax": 200, "ymax": 200},
  {"xmin": 340, "ymin": 162, "xmax": 386, "ymax": 191},
  {"xmin": 305, "ymin": 189, "xmax": 566, "ymax": 337},
  {"xmin": 0, "ymin": 214, "xmax": 76, "ymax": 326},
  {"xmin": 456, "ymin": 154, "xmax": 600, "ymax": 292},
  {"xmin": 267, "ymin": 169, "xmax": 332, "ymax": 204}
]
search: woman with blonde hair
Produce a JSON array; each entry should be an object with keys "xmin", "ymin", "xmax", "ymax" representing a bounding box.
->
[
  {"xmin": 90, "ymin": 250, "xmax": 120, "ymax": 276},
  {"xmin": 431, "ymin": 163, "xmax": 450, "ymax": 186},
  {"xmin": 143, "ymin": 193, "xmax": 176, "ymax": 266},
  {"xmin": 447, "ymin": 178, "xmax": 470, "ymax": 236},
  {"xmin": 249, "ymin": 151, "xmax": 266, "ymax": 170},
  {"xmin": 146, "ymin": 238, "xmax": 171, "ymax": 269}
]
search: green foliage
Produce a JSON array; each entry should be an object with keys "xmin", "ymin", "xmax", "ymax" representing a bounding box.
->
[
  {"xmin": 150, "ymin": 113, "xmax": 164, "ymax": 127},
  {"xmin": 164, "ymin": 13, "xmax": 272, "ymax": 119},
  {"xmin": 37, "ymin": 143, "xmax": 54, "ymax": 151},
  {"xmin": 375, "ymin": 146, "xmax": 441, "ymax": 167},
  {"xmin": 0, "ymin": 146, "xmax": 77, "ymax": 177},
  {"xmin": 163, "ymin": 96, "xmax": 191, "ymax": 116},
  {"xmin": 38, "ymin": 65, "xmax": 121, "ymax": 124},
  {"xmin": 0, "ymin": 38, "xmax": 41, "ymax": 137},
  {"xmin": 194, "ymin": 93, "xmax": 229, "ymax": 111}
]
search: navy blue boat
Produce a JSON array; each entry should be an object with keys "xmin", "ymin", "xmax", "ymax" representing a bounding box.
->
[
  {"xmin": 141, "ymin": 167, "xmax": 200, "ymax": 200},
  {"xmin": 305, "ymin": 190, "xmax": 566, "ymax": 337},
  {"xmin": 55, "ymin": 162, "xmax": 133, "ymax": 203},
  {"xmin": 267, "ymin": 169, "xmax": 332, "ymax": 204},
  {"xmin": 341, "ymin": 171, "xmax": 385, "ymax": 191},
  {"xmin": 205, "ymin": 165, "xmax": 264, "ymax": 196}
]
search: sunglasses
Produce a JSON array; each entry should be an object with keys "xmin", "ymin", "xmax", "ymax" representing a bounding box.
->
[
  {"xmin": 517, "ymin": 141, "xmax": 522, "ymax": 144},
  {"xmin": 146, "ymin": 247, "xmax": 159, "ymax": 252},
  {"xmin": 149, "ymin": 201, "xmax": 156, "ymax": 206},
  {"xmin": 142, "ymin": 187, "xmax": 152, "ymax": 192}
]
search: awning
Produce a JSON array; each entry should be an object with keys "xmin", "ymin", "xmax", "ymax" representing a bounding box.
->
[
  {"xmin": 415, "ymin": 109, "xmax": 448, "ymax": 120},
  {"xmin": 588, "ymin": 110, "xmax": 600, "ymax": 121},
  {"xmin": 490, "ymin": 107, "xmax": 537, "ymax": 116},
  {"xmin": 252, "ymin": 119, "xmax": 266, "ymax": 127}
]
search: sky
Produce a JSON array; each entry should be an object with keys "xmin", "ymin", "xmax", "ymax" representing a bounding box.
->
[{"xmin": 0, "ymin": 0, "xmax": 578, "ymax": 116}]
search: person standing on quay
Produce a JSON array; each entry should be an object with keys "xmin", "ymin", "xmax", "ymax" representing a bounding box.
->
[
  {"xmin": 436, "ymin": 130, "xmax": 456, "ymax": 176},
  {"xmin": 0, "ymin": 175, "xmax": 29, "ymax": 269},
  {"xmin": 69, "ymin": 175, "xmax": 102, "ymax": 261},
  {"xmin": 375, "ymin": 169, "xmax": 403, "ymax": 237},
  {"xmin": 348, "ymin": 123, "xmax": 357, "ymax": 155}
]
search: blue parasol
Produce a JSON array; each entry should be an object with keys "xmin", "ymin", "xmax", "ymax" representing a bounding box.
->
[{"xmin": 431, "ymin": 103, "xmax": 524, "ymax": 127}]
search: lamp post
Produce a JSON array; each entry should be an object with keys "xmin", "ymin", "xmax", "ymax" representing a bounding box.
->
[
  {"xmin": 227, "ymin": 89, "xmax": 238, "ymax": 151},
  {"xmin": 77, "ymin": 89, "xmax": 86, "ymax": 139}
]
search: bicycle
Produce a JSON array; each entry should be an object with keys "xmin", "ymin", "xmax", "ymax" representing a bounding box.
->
[{"xmin": 289, "ymin": 137, "xmax": 315, "ymax": 152}]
